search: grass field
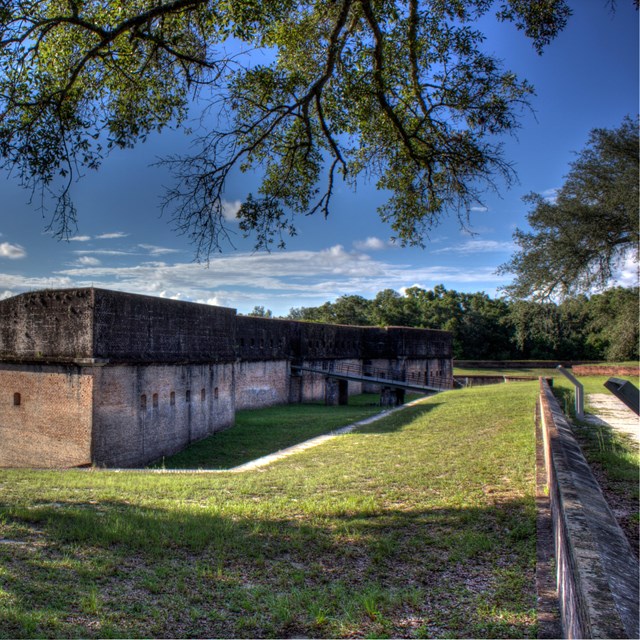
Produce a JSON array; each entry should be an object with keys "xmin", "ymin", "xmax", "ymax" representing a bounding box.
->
[{"xmin": 0, "ymin": 383, "xmax": 539, "ymax": 639}]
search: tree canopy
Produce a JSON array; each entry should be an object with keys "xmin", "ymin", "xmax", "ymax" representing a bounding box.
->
[
  {"xmin": 499, "ymin": 116, "xmax": 639, "ymax": 299},
  {"xmin": 0, "ymin": 0, "xmax": 573, "ymax": 255}
]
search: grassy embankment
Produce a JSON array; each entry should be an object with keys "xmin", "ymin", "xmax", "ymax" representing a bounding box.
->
[
  {"xmin": 0, "ymin": 383, "xmax": 539, "ymax": 639},
  {"xmin": 456, "ymin": 365, "xmax": 639, "ymax": 554}
]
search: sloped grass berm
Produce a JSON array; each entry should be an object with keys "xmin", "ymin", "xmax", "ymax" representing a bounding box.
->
[{"xmin": 0, "ymin": 383, "xmax": 539, "ymax": 639}]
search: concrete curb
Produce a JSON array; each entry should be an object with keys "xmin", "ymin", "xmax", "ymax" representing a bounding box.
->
[{"xmin": 539, "ymin": 378, "xmax": 639, "ymax": 639}]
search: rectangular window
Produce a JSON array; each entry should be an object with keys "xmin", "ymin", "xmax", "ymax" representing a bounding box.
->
[
  {"xmin": 152, "ymin": 393, "xmax": 158, "ymax": 408},
  {"xmin": 170, "ymin": 391, "xmax": 175, "ymax": 406},
  {"xmin": 186, "ymin": 390, "xmax": 191, "ymax": 402},
  {"xmin": 140, "ymin": 394, "xmax": 147, "ymax": 411},
  {"xmin": 201, "ymin": 388, "xmax": 206, "ymax": 402},
  {"xmin": 13, "ymin": 392, "xmax": 21, "ymax": 406}
]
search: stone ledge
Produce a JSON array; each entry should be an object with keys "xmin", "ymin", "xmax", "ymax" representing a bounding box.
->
[{"xmin": 539, "ymin": 378, "xmax": 639, "ymax": 639}]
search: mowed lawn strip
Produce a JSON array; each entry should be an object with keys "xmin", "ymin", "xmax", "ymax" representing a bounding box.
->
[{"xmin": 0, "ymin": 383, "xmax": 539, "ymax": 639}]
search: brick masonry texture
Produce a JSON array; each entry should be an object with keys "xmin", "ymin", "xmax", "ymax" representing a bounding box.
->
[
  {"xmin": 0, "ymin": 363, "xmax": 93, "ymax": 467},
  {"xmin": 0, "ymin": 288, "xmax": 453, "ymax": 468}
]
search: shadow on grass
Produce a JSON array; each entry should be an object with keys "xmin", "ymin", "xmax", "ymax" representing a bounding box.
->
[{"xmin": 0, "ymin": 496, "xmax": 536, "ymax": 639}]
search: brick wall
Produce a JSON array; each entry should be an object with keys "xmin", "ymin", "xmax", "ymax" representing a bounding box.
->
[
  {"xmin": 91, "ymin": 363, "xmax": 235, "ymax": 467},
  {"xmin": 234, "ymin": 360, "xmax": 290, "ymax": 409},
  {"xmin": 0, "ymin": 288, "xmax": 455, "ymax": 468},
  {"xmin": 0, "ymin": 363, "xmax": 93, "ymax": 467}
]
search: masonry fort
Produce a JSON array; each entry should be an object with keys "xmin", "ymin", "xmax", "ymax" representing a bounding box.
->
[{"xmin": 0, "ymin": 288, "xmax": 453, "ymax": 468}]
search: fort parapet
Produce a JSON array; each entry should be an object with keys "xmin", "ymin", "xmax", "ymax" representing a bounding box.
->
[{"xmin": 0, "ymin": 288, "xmax": 452, "ymax": 468}]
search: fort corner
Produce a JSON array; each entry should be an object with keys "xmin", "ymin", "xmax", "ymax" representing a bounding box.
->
[{"xmin": 0, "ymin": 288, "xmax": 453, "ymax": 468}]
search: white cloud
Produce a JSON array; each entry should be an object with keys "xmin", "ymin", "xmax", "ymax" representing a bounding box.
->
[
  {"xmin": 222, "ymin": 199, "xmax": 243, "ymax": 222},
  {"xmin": 0, "ymin": 242, "xmax": 27, "ymax": 259},
  {"xmin": 138, "ymin": 244, "xmax": 181, "ymax": 255},
  {"xmin": 74, "ymin": 256, "xmax": 102, "ymax": 267},
  {"xmin": 612, "ymin": 252, "xmax": 639, "ymax": 288},
  {"xmin": 195, "ymin": 296, "xmax": 224, "ymax": 307},
  {"xmin": 159, "ymin": 291, "xmax": 183, "ymax": 300},
  {"xmin": 0, "ymin": 274, "xmax": 73, "ymax": 292},
  {"xmin": 433, "ymin": 240, "xmax": 514, "ymax": 255},
  {"xmin": 353, "ymin": 236, "xmax": 387, "ymax": 251},
  {"xmin": 74, "ymin": 249, "xmax": 132, "ymax": 256},
  {"xmin": 49, "ymin": 242, "xmax": 509, "ymax": 315},
  {"xmin": 68, "ymin": 235, "xmax": 92, "ymax": 242},
  {"xmin": 470, "ymin": 206, "xmax": 489, "ymax": 212},
  {"xmin": 541, "ymin": 188, "xmax": 559, "ymax": 204},
  {"xmin": 95, "ymin": 232, "xmax": 129, "ymax": 240}
]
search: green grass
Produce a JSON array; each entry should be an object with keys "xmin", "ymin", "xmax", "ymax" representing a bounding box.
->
[
  {"xmin": 151, "ymin": 394, "xmax": 396, "ymax": 469},
  {"xmin": 0, "ymin": 383, "xmax": 539, "ymax": 638}
]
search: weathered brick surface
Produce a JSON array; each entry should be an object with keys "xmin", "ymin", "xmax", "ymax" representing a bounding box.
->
[
  {"xmin": 298, "ymin": 359, "xmax": 363, "ymax": 402},
  {"xmin": 0, "ymin": 364, "xmax": 93, "ymax": 467},
  {"xmin": 91, "ymin": 363, "xmax": 234, "ymax": 467},
  {"xmin": 234, "ymin": 360, "xmax": 290, "ymax": 409}
]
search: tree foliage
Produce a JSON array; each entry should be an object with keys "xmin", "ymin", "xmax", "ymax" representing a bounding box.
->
[
  {"xmin": 500, "ymin": 116, "xmax": 639, "ymax": 299},
  {"xmin": 0, "ymin": 0, "xmax": 573, "ymax": 255}
]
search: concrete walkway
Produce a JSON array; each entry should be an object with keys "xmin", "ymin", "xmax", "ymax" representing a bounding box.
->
[{"xmin": 585, "ymin": 393, "xmax": 639, "ymax": 444}]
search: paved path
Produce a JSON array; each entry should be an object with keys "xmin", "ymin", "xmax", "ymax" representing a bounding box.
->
[{"xmin": 585, "ymin": 393, "xmax": 639, "ymax": 444}]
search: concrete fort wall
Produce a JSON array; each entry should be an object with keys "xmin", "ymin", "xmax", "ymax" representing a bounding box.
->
[
  {"xmin": 0, "ymin": 288, "xmax": 454, "ymax": 468},
  {"xmin": 92, "ymin": 289, "xmax": 236, "ymax": 363},
  {"xmin": 0, "ymin": 289, "xmax": 94, "ymax": 362},
  {"xmin": 0, "ymin": 363, "xmax": 93, "ymax": 467},
  {"xmin": 538, "ymin": 378, "xmax": 639, "ymax": 638},
  {"xmin": 91, "ymin": 363, "xmax": 235, "ymax": 468}
]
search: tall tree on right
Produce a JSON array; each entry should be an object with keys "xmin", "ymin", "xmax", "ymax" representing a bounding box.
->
[{"xmin": 499, "ymin": 116, "xmax": 639, "ymax": 299}]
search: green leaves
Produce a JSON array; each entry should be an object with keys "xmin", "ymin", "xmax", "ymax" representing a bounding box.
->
[
  {"xmin": 0, "ymin": 1, "xmax": 572, "ymax": 253},
  {"xmin": 500, "ymin": 116, "xmax": 639, "ymax": 299}
]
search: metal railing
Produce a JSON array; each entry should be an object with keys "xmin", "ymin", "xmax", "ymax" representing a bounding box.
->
[{"xmin": 292, "ymin": 360, "xmax": 451, "ymax": 392}]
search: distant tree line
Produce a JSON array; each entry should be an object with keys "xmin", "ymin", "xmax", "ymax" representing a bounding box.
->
[{"xmin": 265, "ymin": 285, "xmax": 639, "ymax": 362}]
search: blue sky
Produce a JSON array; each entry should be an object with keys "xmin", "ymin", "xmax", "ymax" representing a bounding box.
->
[{"xmin": 0, "ymin": 2, "xmax": 638, "ymax": 316}]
